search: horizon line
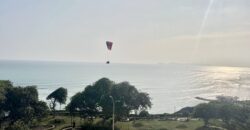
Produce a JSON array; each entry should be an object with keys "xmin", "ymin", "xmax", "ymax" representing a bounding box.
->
[{"xmin": 0, "ymin": 58, "xmax": 250, "ymax": 69}]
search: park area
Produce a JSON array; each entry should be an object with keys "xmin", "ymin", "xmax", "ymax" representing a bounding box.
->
[{"xmin": 32, "ymin": 115, "xmax": 224, "ymax": 130}]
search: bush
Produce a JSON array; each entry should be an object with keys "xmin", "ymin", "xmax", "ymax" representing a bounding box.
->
[
  {"xmin": 95, "ymin": 118, "xmax": 112, "ymax": 127},
  {"xmin": 139, "ymin": 110, "xmax": 150, "ymax": 117},
  {"xmin": 80, "ymin": 124, "xmax": 120, "ymax": 130},
  {"xmin": 176, "ymin": 124, "xmax": 188, "ymax": 129},
  {"xmin": 5, "ymin": 120, "xmax": 30, "ymax": 130},
  {"xmin": 133, "ymin": 122, "xmax": 144, "ymax": 127},
  {"xmin": 48, "ymin": 118, "xmax": 65, "ymax": 125},
  {"xmin": 196, "ymin": 126, "xmax": 221, "ymax": 130},
  {"xmin": 158, "ymin": 128, "xmax": 168, "ymax": 130}
]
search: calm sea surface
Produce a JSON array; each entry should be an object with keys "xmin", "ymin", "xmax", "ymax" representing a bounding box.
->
[{"xmin": 1, "ymin": 60, "xmax": 250, "ymax": 114}]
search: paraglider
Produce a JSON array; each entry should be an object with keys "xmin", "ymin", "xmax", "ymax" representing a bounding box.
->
[{"xmin": 106, "ymin": 41, "xmax": 113, "ymax": 64}]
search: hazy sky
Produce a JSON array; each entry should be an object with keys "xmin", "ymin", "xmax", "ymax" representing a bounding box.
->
[{"xmin": 1, "ymin": 0, "xmax": 250, "ymax": 66}]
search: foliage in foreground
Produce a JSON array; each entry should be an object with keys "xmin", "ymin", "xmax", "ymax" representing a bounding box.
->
[
  {"xmin": 193, "ymin": 96, "xmax": 250, "ymax": 130},
  {"xmin": 5, "ymin": 120, "xmax": 30, "ymax": 130},
  {"xmin": 0, "ymin": 80, "xmax": 49, "ymax": 128}
]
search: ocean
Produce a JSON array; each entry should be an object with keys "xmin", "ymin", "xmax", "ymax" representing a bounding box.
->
[{"xmin": 0, "ymin": 60, "xmax": 250, "ymax": 114}]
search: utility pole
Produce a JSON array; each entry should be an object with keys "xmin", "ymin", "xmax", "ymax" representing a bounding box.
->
[{"xmin": 109, "ymin": 96, "xmax": 115, "ymax": 130}]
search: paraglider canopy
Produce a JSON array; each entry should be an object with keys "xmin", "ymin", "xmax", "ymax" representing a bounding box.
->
[
  {"xmin": 106, "ymin": 41, "xmax": 113, "ymax": 50},
  {"xmin": 105, "ymin": 41, "xmax": 113, "ymax": 64}
]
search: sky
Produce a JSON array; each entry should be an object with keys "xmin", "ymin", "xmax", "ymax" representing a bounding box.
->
[{"xmin": 0, "ymin": 0, "xmax": 250, "ymax": 66}]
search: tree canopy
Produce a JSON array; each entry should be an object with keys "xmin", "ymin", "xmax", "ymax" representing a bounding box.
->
[
  {"xmin": 0, "ymin": 81, "xmax": 49, "ymax": 125},
  {"xmin": 0, "ymin": 80, "xmax": 13, "ymax": 127},
  {"xmin": 5, "ymin": 86, "xmax": 49, "ymax": 123},
  {"xmin": 0, "ymin": 80, "xmax": 12, "ymax": 104},
  {"xmin": 192, "ymin": 97, "xmax": 250, "ymax": 130},
  {"xmin": 193, "ymin": 103, "xmax": 218, "ymax": 126},
  {"xmin": 47, "ymin": 87, "xmax": 68, "ymax": 116},
  {"xmin": 66, "ymin": 78, "xmax": 152, "ymax": 119},
  {"xmin": 47, "ymin": 87, "xmax": 68, "ymax": 105}
]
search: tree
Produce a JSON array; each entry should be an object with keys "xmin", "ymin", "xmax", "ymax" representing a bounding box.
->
[
  {"xmin": 139, "ymin": 110, "xmax": 150, "ymax": 117},
  {"xmin": 192, "ymin": 97, "xmax": 250, "ymax": 130},
  {"xmin": 218, "ymin": 102, "xmax": 250, "ymax": 130},
  {"xmin": 33, "ymin": 101, "xmax": 49, "ymax": 120},
  {"xmin": 102, "ymin": 81, "xmax": 152, "ymax": 119},
  {"xmin": 5, "ymin": 86, "xmax": 38, "ymax": 123},
  {"xmin": 47, "ymin": 87, "xmax": 67, "ymax": 116},
  {"xmin": 5, "ymin": 120, "xmax": 30, "ymax": 130},
  {"xmin": 66, "ymin": 78, "xmax": 152, "ymax": 121},
  {"xmin": 193, "ymin": 103, "xmax": 218, "ymax": 126},
  {"xmin": 0, "ymin": 80, "xmax": 13, "ymax": 128},
  {"xmin": 135, "ymin": 92, "xmax": 152, "ymax": 112},
  {"xmin": 0, "ymin": 81, "xmax": 49, "ymax": 127},
  {"xmin": 66, "ymin": 92, "xmax": 87, "ymax": 125},
  {"xmin": 66, "ymin": 78, "xmax": 114, "ymax": 121},
  {"xmin": 216, "ymin": 96, "xmax": 238, "ymax": 103},
  {"xmin": 0, "ymin": 80, "xmax": 12, "ymax": 103},
  {"xmin": 4, "ymin": 86, "xmax": 48, "ymax": 124}
]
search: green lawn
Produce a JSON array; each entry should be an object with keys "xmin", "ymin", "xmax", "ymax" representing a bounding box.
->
[
  {"xmin": 117, "ymin": 120, "xmax": 204, "ymax": 130},
  {"xmin": 36, "ymin": 116, "xmax": 224, "ymax": 130},
  {"xmin": 36, "ymin": 116, "xmax": 103, "ymax": 130},
  {"xmin": 33, "ymin": 116, "xmax": 81, "ymax": 130}
]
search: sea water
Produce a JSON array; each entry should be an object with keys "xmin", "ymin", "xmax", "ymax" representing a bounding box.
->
[{"xmin": 1, "ymin": 60, "xmax": 250, "ymax": 114}]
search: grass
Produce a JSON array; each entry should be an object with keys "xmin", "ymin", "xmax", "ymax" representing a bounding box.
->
[
  {"xmin": 36, "ymin": 116, "xmax": 226, "ymax": 130},
  {"xmin": 34, "ymin": 116, "xmax": 82, "ymax": 130},
  {"xmin": 36, "ymin": 116, "xmax": 105, "ymax": 130},
  {"xmin": 116, "ymin": 120, "xmax": 204, "ymax": 130}
]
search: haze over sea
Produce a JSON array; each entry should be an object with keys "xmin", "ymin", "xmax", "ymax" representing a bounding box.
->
[{"xmin": 1, "ymin": 60, "xmax": 250, "ymax": 114}]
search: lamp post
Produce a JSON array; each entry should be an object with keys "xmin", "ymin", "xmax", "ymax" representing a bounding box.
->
[{"xmin": 109, "ymin": 96, "xmax": 115, "ymax": 130}]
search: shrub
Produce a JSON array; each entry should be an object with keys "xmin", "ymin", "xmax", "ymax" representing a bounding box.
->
[
  {"xmin": 48, "ymin": 118, "xmax": 65, "ymax": 125},
  {"xmin": 95, "ymin": 118, "xmax": 112, "ymax": 127},
  {"xmin": 133, "ymin": 122, "xmax": 144, "ymax": 127},
  {"xmin": 139, "ymin": 110, "xmax": 150, "ymax": 117},
  {"xmin": 176, "ymin": 124, "xmax": 188, "ymax": 129},
  {"xmin": 80, "ymin": 124, "xmax": 120, "ymax": 130},
  {"xmin": 5, "ymin": 120, "xmax": 30, "ymax": 130},
  {"xmin": 196, "ymin": 126, "xmax": 221, "ymax": 130},
  {"xmin": 158, "ymin": 128, "xmax": 168, "ymax": 130}
]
